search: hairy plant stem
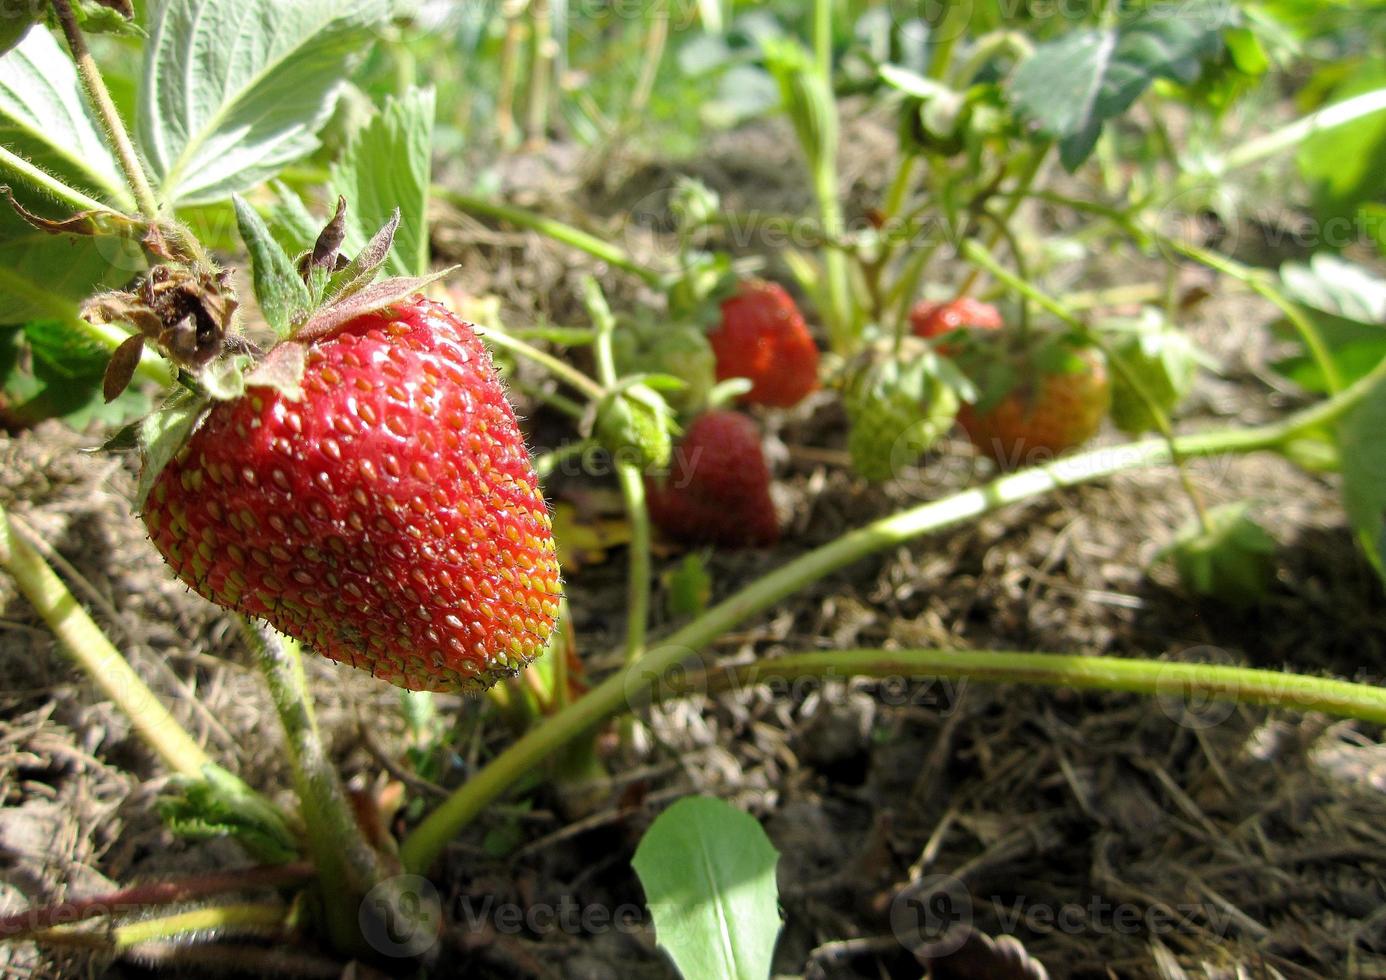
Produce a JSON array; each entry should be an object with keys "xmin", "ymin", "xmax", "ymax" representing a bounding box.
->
[
  {"xmin": 243, "ymin": 624, "xmax": 389, "ymax": 956},
  {"xmin": 1163, "ymin": 237, "xmax": 1343, "ymax": 394},
  {"xmin": 615, "ymin": 463, "xmax": 651, "ymax": 663},
  {"xmin": 1, "ymin": 864, "xmax": 314, "ymax": 940},
  {"xmin": 0, "ymin": 145, "xmax": 109, "ymax": 212},
  {"xmin": 587, "ymin": 279, "xmax": 653, "ymax": 665},
  {"xmin": 524, "ymin": 0, "xmax": 553, "ymax": 147},
  {"xmin": 399, "ymin": 365, "xmax": 1385, "ymax": 873},
  {"xmin": 1002, "ymin": 186, "xmax": 1345, "ymax": 397},
  {"xmin": 0, "ymin": 501, "xmax": 212, "ymax": 778},
  {"xmin": 49, "ymin": 0, "xmax": 158, "ymax": 220},
  {"xmin": 810, "ymin": 0, "xmax": 853, "ymax": 353},
  {"xmin": 437, "ymin": 187, "xmax": 662, "ymax": 285},
  {"xmin": 475, "ymin": 324, "xmax": 606, "ymax": 400},
  {"xmin": 29, "ymin": 903, "xmax": 290, "ymax": 950},
  {"xmin": 954, "ymin": 145, "xmax": 1049, "ymax": 299},
  {"xmin": 690, "ymin": 650, "xmax": 1386, "ymax": 724}
]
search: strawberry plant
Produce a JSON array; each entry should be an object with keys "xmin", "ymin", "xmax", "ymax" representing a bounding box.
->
[{"xmin": 1, "ymin": 1, "xmax": 1386, "ymax": 977}]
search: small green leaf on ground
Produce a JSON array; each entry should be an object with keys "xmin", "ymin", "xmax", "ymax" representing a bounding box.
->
[
  {"xmin": 633, "ymin": 795, "xmax": 781, "ymax": 980},
  {"xmin": 0, "ymin": 27, "xmax": 129, "ymax": 205}
]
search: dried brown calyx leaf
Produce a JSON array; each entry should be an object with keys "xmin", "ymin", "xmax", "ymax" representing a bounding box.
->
[{"xmin": 84, "ymin": 265, "xmax": 240, "ymax": 372}]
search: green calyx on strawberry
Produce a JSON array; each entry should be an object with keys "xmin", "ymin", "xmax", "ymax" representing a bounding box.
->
[
  {"xmin": 590, "ymin": 381, "xmax": 676, "ymax": 472},
  {"xmin": 843, "ymin": 337, "xmax": 966, "ymax": 483},
  {"xmin": 1102, "ymin": 309, "xmax": 1201, "ymax": 435},
  {"xmin": 1160, "ymin": 502, "xmax": 1276, "ymax": 607},
  {"xmin": 121, "ymin": 198, "xmax": 561, "ymax": 694},
  {"xmin": 953, "ymin": 328, "xmax": 1110, "ymax": 468}
]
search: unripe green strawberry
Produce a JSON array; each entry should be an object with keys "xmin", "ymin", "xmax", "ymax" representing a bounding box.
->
[
  {"xmin": 844, "ymin": 340, "xmax": 959, "ymax": 482},
  {"xmin": 142, "ymin": 297, "xmax": 562, "ymax": 694},
  {"xmin": 1106, "ymin": 316, "xmax": 1198, "ymax": 434},
  {"xmin": 593, "ymin": 384, "xmax": 673, "ymax": 472},
  {"xmin": 1162, "ymin": 502, "xmax": 1276, "ymax": 606}
]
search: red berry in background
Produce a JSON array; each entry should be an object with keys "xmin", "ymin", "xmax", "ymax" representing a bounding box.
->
[
  {"xmin": 910, "ymin": 297, "xmax": 1004, "ymax": 354},
  {"xmin": 959, "ymin": 346, "xmax": 1110, "ymax": 467},
  {"xmin": 646, "ymin": 411, "xmax": 779, "ymax": 547},
  {"xmin": 709, "ymin": 280, "xmax": 820, "ymax": 408},
  {"xmin": 142, "ymin": 297, "xmax": 562, "ymax": 694}
]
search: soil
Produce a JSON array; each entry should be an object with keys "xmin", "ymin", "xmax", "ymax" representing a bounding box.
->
[{"xmin": 3, "ymin": 107, "xmax": 1385, "ymax": 980}]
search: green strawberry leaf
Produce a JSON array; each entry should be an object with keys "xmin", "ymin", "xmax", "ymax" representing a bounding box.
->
[
  {"xmin": 139, "ymin": 0, "xmax": 391, "ymax": 206},
  {"xmin": 232, "ymin": 195, "xmax": 311, "ymax": 339},
  {"xmin": 329, "ymin": 87, "xmax": 435, "ymax": 278},
  {"xmin": 265, "ymin": 181, "xmax": 322, "ymax": 255},
  {"xmin": 1, "ymin": 319, "xmax": 151, "ymax": 429},
  {"xmin": 1270, "ymin": 254, "xmax": 1386, "ymax": 393},
  {"xmin": 632, "ymin": 796, "xmax": 782, "ymax": 980},
  {"xmin": 0, "ymin": 27, "xmax": 130, "ymax": 206},
  {"xmin": 1010, "ymin": 7, "xmax": 1223, "ymax": 171},
  {"xmin": 1339, "ymin": 371, "xmax": 1386, "ymax": 589},
  {"xmin": 0, "ymin": 205, "xmax": 145, "ymax": 323},
  {"xmin": 1161, "ymin": 502, "xmax": 1277, "ymax": 606},
  {"xmin": 0, "ymin": 11, "xmax": 39, "ymax": 59},
  {"xmin": 1296, "ymin": 63, "xmax": 1386, "ymax": 227}
]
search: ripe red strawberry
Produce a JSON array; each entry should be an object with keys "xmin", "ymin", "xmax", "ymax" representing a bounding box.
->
[
  {"xmin": 959, "ymin": 345, "xmax": 1110, "ymax": 467},
  {"xmin": 142, "ymin": 297, "xmax": 561, "ymax": 694},
  {"xmin": 646, "ymin": 411, "xmax": 778, "ymax": 547},
  {"xmin": 709, "ymin": 281, "xmax": 819, "ymax": 407},
  {"xmin": 910, "ymin": 297, "xmax": 1003, "ymax": 354}
]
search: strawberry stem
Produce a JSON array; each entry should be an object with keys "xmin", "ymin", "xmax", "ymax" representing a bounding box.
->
[
  {"xmin": 437, "ymin": 187, "xmax": 663, "ymax": 286},
  {"xmin": 689, "ymin": 649, "xmax": 1386, "ymax": 723},
  {"xmin": 615, "ymin": 462, "xmax": 652, "ymax": 663},
  {"xmin": 475, "ymin": 324, "xmax": 606, "ymax": 401},
  {"xmin": 48, "ymin": 0, "xmax": 158, "ymax": 221},
  {"xmin": 0, "ymin": 144, "xmax": 110, "ymax": 213},
  {"xmin": 243, "ymin": 623, "xmax": 391, "ymax": 956},
  {"xmin": 585, "ymin": 276, "xmax": 653, "ymax": 665},
  {"xmin": 1, "ymin": 863, "xmax": 313, "ymax": 941},
  {"xmin": 400, "ymin": 360, "xmax": 1386, "ymax": 874},
  {"xmin": 954, "ymin": 145, "xmax": 1049, "ymax": 301},
  {"xmin": 1162, "ymin": 237, "xmax": 1343, "ymax": 394},
  {"xmin": 26, "ymin": 902, "xmax": 291, "ymax": 951},
  {"xmin": 0, "ymin": 501, "xmax": 213, "ymax": 779}
]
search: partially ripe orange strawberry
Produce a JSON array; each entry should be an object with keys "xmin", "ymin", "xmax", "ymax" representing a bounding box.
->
[
  {"xmin": 959, "ymin": 345, "xmax": 1110, "ymax": 467},
  {"xmin": 646, "ymin": 411, "xmax": 779, "ymax": 547},
  {"xmin": 142, "ymin": 297, "xmax": 561, "ymax": 693},
  {"xmin": 910, "ymin": 297, "xmax": 1003, "ymax": 354},
  {"xmin": 709, "ymin": 281, "xmax": 820, "ymax": 408}
]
